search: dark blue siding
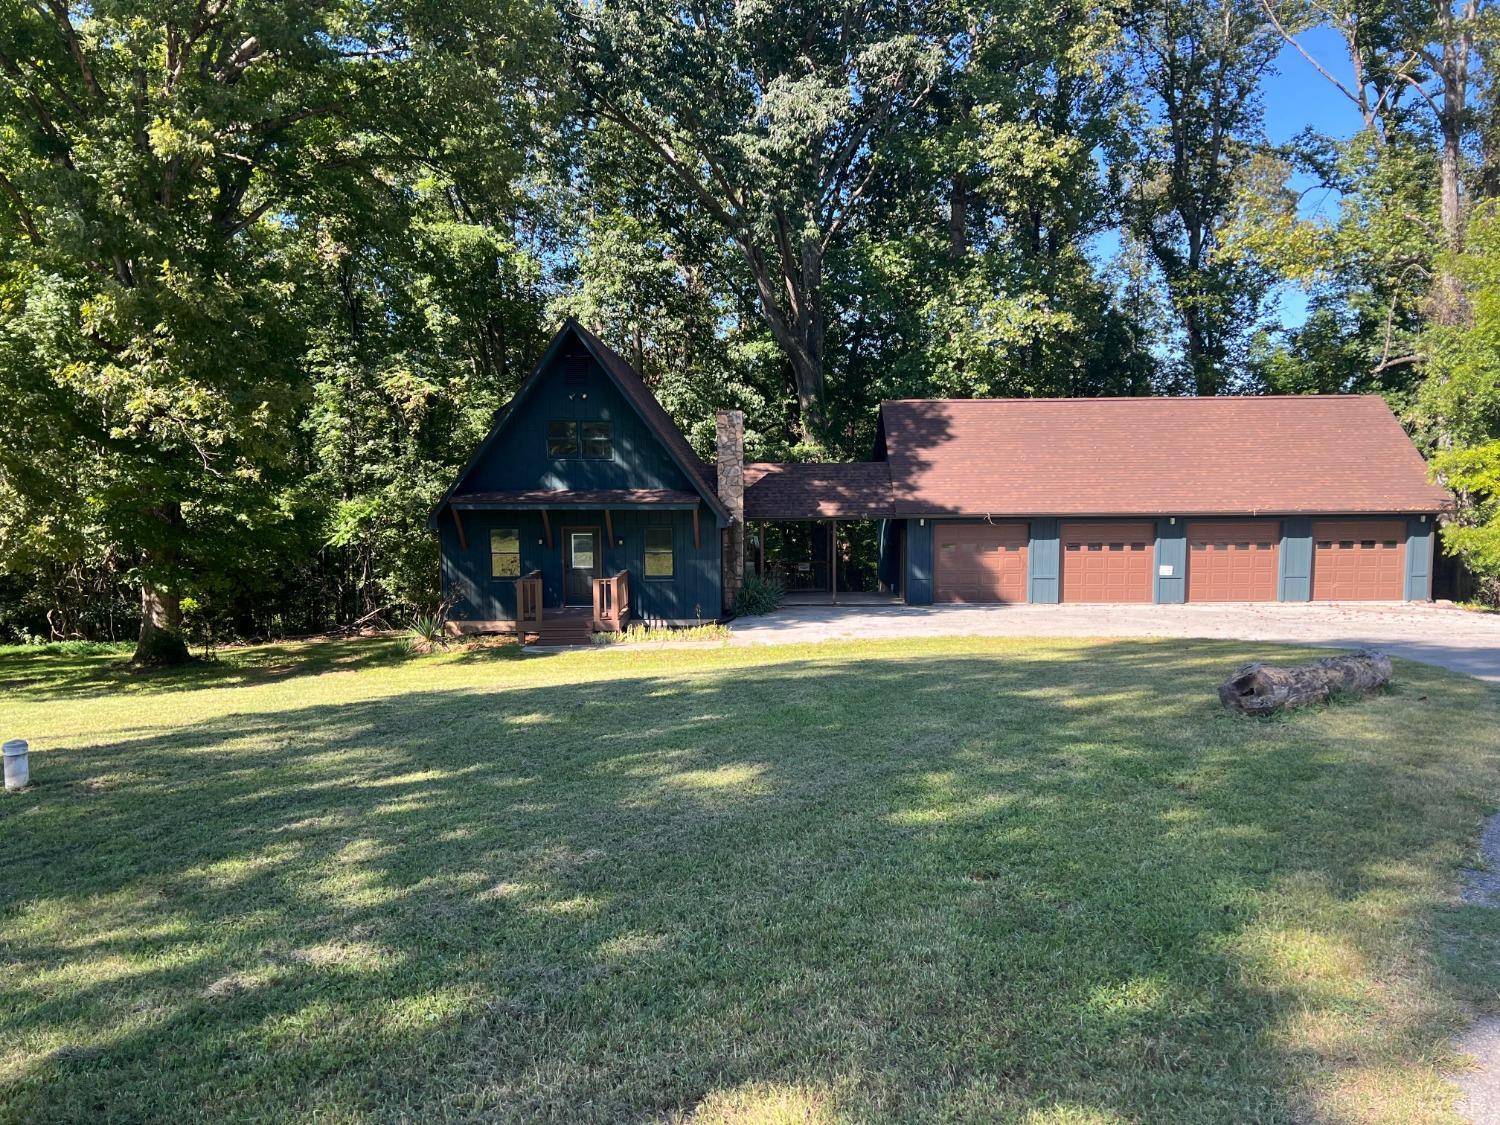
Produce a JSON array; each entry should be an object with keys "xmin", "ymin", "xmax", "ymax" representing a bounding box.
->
[
  {"xmin": 905, "ymin": 518, "xmax": 933, "ymax": 605},
  {"xmin": 1404, "ymin": 517, "xmax": 1434, "ymax": 601},
  {"xmin": 1279, "ymin": 517, "xmax": 1313, "ymax": 601},
  {"xmin": 443, "ymin": 506, "xmax": 720, "ymax": 625},
  {"xmin": 465, "ymin": 341, "xmax": 693, "ymax": 494},
  {"xmin": 1153, "ymin": 519, "xmax": 1187, "ymax": 603},
  {"xmin": 1028, "ymin": 519, "xmax": 1059, "ymax": 603}
]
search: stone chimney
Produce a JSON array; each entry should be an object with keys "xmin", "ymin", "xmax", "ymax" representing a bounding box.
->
[{"xmin": 716, "ymin": 409, "xmax": 746, "ymax": 611}]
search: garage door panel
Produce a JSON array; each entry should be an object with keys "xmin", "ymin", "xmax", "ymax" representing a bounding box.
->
[
  {"xmin": 934, "ymin": 523, "xmax": 1029, "ymax": 603},
  {"xmin": 1059, "ymin": 521, "xmax": 1154, "ymax": 603},
  {"xmin": 1186, "ymin": 520, "xmax": 1280, "ymax": 602},
  {"xmin": 1311, "ymin": 520, "xmax": 1404, "ymax": 601}
]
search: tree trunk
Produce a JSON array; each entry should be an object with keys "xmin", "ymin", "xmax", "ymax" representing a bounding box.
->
[
  {"xmin": 743, "ymin": 236, "xmax": 826, "ymax": 442},
  {"xmin": 133, "ymin": 581, "xmax": 190, "ymax": 665},
  {"xmin": 132, "ymin": 502, "xmax": 191, "ymax": 665},
  {"xmin": 948, "ymin": 172, "xmax": 968, "ymax": 261},
  {"xmin": 1432, "ymin": 120, "xmax": 1468, "ymax": 326},
  {"xmin": 1218, "ymin": 650, "xmax": 1393, "ymax": 716},
  {"xmin": 1429, "ymin": 12, "xmax": 1471, "ymax": 328},
  {"xmin": 1183, "ymin": 305, "xmax": 1221, "ymax": 397}
]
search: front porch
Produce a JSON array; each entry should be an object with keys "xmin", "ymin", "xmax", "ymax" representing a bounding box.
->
[{"xmin": 440, "ymin": 493, "xmax": 722, "ymax": 638}]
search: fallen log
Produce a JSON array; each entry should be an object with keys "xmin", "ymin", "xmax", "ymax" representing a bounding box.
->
[{"xmin": 1218, "ymin": 650, "xmax": 1394, "ymax": 716}]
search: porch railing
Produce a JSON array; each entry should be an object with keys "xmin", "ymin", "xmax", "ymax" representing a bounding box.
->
[
  {"xmin": 592, "ymin": 570, "xmax": 630, "ymax": 633},
  {"xmin": 515, "ymin": 570, "xmax": 543, "ymax": 627}
]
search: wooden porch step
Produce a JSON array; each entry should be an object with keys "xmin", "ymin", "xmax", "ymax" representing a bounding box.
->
[{"xmin": 526, "ymin": 608, "xmax": 595, "ymax": 648}]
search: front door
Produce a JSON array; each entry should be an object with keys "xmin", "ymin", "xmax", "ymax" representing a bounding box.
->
[{"xmin": 564, "ymin": 528, "xmax": 601, "ymax": 606}]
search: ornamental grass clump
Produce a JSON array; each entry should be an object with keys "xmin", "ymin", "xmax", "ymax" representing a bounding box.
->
[{"xmin": 733, "ymin": 573, "xmax": 785, "ymax": 616}]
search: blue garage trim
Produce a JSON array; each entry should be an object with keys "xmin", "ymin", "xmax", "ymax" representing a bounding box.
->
[
  {"xmin": 905, "ymin": 518, "xmax": 933, "ymax": 605},
  {"xmin": 1405, "ymin": 516, "xmax": 1435, "ymax": 601},
  {"xmin": 1153, "ymin": 519, "xmax": 1186, "ymax": 603},
  {"xmin": 1279, "ymin": 517, "xmax": 1313, "ymax": 601},
  {"xmin": 1028, "ymin": 519, "xmax": 1060, "ymax": 603}
]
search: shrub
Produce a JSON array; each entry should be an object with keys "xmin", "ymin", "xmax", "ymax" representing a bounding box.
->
[
  {"xmin": 733, "ymin": 573, "xmax": 784, "ymax": 616},
  {"xmin": 405, "ymin": 613, "xmax": 450, "ymax": 654}
]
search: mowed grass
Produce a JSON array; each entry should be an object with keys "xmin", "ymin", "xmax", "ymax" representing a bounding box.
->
[{"xmin": 2, "ymin": 636, "xmax": 1500, "ymax": 1124}]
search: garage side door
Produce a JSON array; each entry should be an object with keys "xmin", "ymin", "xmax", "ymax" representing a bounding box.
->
[
  {"xmin": 1059, "ymin": 521, "xmax": 1155, "ymax": 603},
  {"xmin": 1311, "ymin": 520, "xmax": 1405, "ymax": 600},
  {"xmin": 1186, "ymin": 520, "xmax": 1280, "ymax": 602},
  {"xmin": 934, "ymin": 523, "xmax": 1029, "ymax": 603}
]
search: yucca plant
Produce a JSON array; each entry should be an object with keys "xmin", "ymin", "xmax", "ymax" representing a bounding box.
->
[{"xmin": 405, "ymin": 613, "xmax": 450, "ymax": 654}]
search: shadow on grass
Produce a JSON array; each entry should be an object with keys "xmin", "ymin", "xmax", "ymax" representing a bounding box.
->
[
  {"xmin": 2, "ymin": 639, "xmax": 1498, "ymax": 1121},
  {"xmin": 0, "ymin": 635, "xmax": 526, "ymax": 701}
]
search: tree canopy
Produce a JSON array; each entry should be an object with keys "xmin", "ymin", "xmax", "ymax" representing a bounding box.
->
[{"xmin": 1, "ymin": 0, "xmax": 1496, "ymax": 657}]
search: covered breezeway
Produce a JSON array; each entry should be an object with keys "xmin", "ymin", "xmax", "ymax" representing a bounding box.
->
[
  {"xmin": 741, "ymin": 461, "xmax": 904, "ymax": 606},
  {"xmin": 747, "ymin": 518, "xmax": 902, "ymax": 606}
]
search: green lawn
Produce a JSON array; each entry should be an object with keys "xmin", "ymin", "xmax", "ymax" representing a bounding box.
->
[{"xmin": 2, "ymin": 636, "xmax": 1500, "ymax": 1123}]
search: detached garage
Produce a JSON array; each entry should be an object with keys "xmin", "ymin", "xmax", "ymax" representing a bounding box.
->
[{"xmin": 875, "ymin": 394, "xmax": 1450, "ymax": 607}]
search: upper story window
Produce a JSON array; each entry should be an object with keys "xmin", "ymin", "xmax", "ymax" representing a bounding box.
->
[
  {"xmin": 547, "ymin": 421, "xmax": 577, "ymax": 457},
  {"xmin": 546, "ymin": 420, "xmax": 612, "ymax": 459},
  {"xmin": 581, "ymin": 421, "xmax": 611, "ymax": 458}
]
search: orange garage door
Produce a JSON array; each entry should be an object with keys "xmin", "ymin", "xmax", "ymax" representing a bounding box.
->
[
  {"xmin": 1060, "ymin": 522, "xmax": 1154, "ymax": 603},
  {"xmin": 1312, "ymin": 520, "xmax": 1405, "ymax": 600},
  {"xmin": 1187, "ymin": 520, "xmax": 1280, "ymax": 602},
  {"xmin": 934, "ymin": 523, "xmax": 1029, "ymax": 603}
]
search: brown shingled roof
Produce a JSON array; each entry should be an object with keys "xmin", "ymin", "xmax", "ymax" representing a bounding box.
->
[
  {"xmin": 877, "ymin": 395, "xmax": 1450, "ymax": 517},
  {"xmin": 743, "ymin": 462, "xmax": 896, "ymax": 520}
]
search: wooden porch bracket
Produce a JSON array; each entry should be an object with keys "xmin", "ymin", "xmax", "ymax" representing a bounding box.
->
[
  {"xmin": 604, "ymin": 509, "xmax": 616, "ymax": 547},
  {"xmin": 451, "ymin": 506, "xmax": 468, "ymax": 551},
  {"xmin": 540, "ymin": 508, "xmax": 553, "ymax": 549},
  {"xmin": 692, "ymin": 506, "xmax": 701, "ymax": 550}
]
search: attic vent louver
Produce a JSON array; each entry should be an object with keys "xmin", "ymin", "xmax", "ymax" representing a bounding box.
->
[{"xmin": 564, "ymin": 351, "xmax": 589, "ymax": 389}]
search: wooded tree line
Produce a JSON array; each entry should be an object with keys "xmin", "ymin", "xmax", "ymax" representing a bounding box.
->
[{"xmin": 0, "ymin": 0, "xmax": 1496, "ymax": 660}]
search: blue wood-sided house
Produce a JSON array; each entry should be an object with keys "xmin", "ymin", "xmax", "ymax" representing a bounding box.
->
[{"xmin": 428, "ymin": 321, "xmax": 729, "ymax": 632}]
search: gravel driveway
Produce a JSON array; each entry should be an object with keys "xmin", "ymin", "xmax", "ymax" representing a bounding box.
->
[{"xmin": 730, "ymin": 601, "xmax": 1500, "ymax": 683}]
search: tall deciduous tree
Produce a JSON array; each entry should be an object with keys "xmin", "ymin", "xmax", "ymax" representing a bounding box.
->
[
  {"xmin": 1262, "ymin": 0, "xmax": 1494, "ymax": 327},
  {"xmin": 1122, "ymin": 0, "xmax": 1281, "ymax": 394},
  {"xmin": 0, "ymin": 0, "xmax": 547, "ymax": 661},
  {"xmin": 1414, "ymin": 204, "xmax": 1500, "ymax": 598},
  {"xmin": 567, "ymin": 0, "xmax": 948, "ymax": 440}
]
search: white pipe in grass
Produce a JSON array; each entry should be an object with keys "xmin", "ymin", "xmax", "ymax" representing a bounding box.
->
[{"xmin": 3, "ymin": 740, "xmax": 28, "ymax": 791}]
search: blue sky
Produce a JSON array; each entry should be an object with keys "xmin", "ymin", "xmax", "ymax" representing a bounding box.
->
[
  {"xmin": 1263, "ymin": 27, "xmax": 1368, "ymax": 325},
  {"xmin": 1093, "ymin": 27, "xmax": 1371, "ymax": 332}
]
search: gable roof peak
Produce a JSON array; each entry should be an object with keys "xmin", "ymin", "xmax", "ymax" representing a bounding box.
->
[{"xmin": 427, "ymin": 320, "xmax": 729, "ymax": 528}]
